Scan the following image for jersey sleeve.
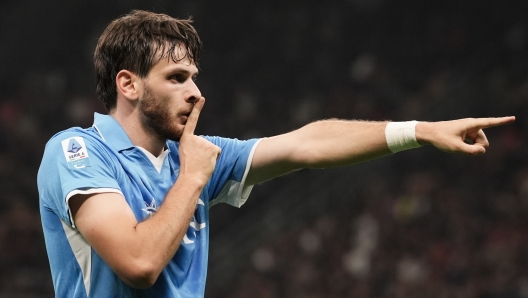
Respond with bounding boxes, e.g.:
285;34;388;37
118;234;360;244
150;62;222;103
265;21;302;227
37;131;122;227
204;136;261;208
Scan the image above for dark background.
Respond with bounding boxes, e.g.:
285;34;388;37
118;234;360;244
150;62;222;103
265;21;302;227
0;0;526;297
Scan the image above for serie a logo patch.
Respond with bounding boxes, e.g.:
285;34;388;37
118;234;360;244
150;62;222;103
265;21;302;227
61;137;92;169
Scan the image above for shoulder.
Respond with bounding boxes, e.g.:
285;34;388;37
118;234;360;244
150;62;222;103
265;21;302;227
203;136;261;168
46;127;98;148
166;137;260;164
45;126;110;153
200;136;260;148
166;136;260;147
41;126;114;169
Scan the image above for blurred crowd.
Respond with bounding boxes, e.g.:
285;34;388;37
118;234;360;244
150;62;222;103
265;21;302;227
0;0;526;297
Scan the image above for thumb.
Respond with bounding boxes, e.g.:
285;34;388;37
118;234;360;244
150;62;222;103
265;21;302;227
458;142;486;156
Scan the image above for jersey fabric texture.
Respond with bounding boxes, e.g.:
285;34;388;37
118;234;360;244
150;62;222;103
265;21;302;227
37;113;260;298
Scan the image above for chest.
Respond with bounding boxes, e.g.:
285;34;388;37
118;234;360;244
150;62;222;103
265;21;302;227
114;148;210;222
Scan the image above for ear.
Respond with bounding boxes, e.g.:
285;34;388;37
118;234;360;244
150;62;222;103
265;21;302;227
116;70;141;100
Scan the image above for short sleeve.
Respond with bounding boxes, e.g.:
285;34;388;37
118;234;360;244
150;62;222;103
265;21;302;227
37;131;122;226
204;137;260;208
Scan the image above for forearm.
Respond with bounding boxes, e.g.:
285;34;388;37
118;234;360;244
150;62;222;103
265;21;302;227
294;119;392;168
130;175;204;281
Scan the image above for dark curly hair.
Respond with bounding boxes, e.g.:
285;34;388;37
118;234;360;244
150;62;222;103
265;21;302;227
94;10;202;111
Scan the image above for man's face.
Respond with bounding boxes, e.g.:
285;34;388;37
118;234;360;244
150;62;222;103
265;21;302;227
138;46;201;141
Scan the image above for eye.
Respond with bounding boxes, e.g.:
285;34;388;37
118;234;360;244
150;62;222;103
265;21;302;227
169;74;187;83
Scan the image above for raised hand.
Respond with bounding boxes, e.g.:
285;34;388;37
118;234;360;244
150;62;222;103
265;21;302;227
178;97;222;185
416;116;516;155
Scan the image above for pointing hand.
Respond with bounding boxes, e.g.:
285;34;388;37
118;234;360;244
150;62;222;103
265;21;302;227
416;116;516;155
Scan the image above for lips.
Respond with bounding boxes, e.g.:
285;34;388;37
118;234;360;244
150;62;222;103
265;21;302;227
180;112;190;123
179;108;192;124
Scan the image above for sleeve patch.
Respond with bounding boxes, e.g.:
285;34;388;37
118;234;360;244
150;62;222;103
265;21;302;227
61;137;92;169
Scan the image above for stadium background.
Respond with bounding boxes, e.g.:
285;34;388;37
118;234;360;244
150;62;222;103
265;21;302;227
0;0;527;297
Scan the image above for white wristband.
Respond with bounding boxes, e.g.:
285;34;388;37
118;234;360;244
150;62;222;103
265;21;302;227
385;121;422;153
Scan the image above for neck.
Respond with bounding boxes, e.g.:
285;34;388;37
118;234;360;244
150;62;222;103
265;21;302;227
109;107;165;157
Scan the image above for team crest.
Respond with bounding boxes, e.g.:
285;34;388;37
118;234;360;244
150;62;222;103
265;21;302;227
61;137;91;169
142;198;159;217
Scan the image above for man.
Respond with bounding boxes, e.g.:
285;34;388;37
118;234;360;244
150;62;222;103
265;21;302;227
37;10;514;298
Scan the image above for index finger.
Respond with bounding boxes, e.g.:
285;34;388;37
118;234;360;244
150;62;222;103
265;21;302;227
182;97;205;136
470;116;516;129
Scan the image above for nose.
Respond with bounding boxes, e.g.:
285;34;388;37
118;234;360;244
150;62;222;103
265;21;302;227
186;80;202;104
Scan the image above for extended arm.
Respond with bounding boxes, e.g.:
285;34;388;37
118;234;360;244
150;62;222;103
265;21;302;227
69;98;220;288
246;116;516;185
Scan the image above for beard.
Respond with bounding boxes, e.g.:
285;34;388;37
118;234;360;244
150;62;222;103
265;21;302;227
138;85;183;141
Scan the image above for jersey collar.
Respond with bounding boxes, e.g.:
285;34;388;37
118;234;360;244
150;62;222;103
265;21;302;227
92;113;135;152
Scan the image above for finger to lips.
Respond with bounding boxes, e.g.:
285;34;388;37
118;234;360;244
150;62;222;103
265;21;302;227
183;97;205;136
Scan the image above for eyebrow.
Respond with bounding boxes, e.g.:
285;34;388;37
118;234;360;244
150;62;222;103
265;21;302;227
167;67;199;77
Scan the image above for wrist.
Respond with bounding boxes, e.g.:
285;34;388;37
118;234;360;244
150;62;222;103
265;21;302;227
175;173;210;190
385;121;423;153
414;121;432;146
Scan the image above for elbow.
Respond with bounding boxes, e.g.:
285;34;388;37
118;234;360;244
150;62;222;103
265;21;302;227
119;260;161;289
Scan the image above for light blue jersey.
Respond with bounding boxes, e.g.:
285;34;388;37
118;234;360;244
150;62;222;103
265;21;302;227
37;113;260;297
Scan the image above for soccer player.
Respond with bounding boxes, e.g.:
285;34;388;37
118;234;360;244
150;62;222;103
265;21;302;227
37;10;514;298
